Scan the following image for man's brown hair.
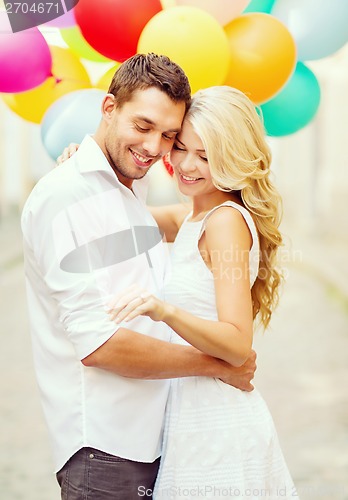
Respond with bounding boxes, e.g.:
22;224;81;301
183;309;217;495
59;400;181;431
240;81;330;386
108;53;191;111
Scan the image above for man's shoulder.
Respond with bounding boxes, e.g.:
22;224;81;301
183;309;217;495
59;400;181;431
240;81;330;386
22;159;83;219
37;157;80;190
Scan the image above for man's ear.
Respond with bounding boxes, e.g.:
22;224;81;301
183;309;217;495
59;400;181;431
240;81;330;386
101;94;116;121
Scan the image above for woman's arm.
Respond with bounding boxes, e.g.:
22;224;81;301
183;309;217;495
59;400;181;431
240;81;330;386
164;207;254;366
109;207;254;367
148;203;191;242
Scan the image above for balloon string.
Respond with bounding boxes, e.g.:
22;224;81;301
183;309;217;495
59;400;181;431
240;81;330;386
49;71;62;84
50;75;92;86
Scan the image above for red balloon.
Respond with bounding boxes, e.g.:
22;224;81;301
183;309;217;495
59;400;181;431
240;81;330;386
74;0;163;62
163;153;174;176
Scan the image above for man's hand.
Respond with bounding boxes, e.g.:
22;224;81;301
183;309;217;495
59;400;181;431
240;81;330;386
218;349;257;392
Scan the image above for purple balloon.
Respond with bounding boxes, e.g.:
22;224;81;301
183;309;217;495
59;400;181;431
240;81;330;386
44;9;76;28
0;12;52;93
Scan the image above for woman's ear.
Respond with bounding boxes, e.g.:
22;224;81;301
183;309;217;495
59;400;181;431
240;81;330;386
101;94;116;121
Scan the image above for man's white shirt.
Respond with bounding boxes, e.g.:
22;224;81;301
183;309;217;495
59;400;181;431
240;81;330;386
21;136;172;472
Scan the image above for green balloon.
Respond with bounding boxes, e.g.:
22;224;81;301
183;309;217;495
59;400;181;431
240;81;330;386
243;0;276;14
60;26;111;63
260;62;321;137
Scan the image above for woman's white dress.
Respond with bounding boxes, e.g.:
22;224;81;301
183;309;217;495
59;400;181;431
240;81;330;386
154;201;297;500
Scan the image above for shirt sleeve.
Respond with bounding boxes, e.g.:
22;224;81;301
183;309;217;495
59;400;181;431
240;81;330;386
21;174;122;360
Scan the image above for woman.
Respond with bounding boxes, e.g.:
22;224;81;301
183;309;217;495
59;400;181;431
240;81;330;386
61;86;297;499
107;86;297;499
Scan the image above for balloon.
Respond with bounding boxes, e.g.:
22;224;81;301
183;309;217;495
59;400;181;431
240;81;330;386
163;153;174;176
74;0;163;62
0;12;52;93
243;0;276;14
174;0;251;26
159;0;177;7
44;8;76;28
2;46;91;123
96;65;122;91
224;13;296;104
260;62;321;136
41;89;105;161
61;25;111;62
272;0;348;61
138;6;231;93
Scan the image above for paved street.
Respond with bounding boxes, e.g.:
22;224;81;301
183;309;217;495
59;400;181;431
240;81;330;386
1;212;348;500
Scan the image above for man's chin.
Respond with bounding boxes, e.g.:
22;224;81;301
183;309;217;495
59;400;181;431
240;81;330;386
134;170;149;180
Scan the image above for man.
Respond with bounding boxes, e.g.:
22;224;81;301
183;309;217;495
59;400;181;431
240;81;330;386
22;53;256;499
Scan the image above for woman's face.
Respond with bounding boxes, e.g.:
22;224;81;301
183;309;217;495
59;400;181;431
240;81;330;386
170;119;217;198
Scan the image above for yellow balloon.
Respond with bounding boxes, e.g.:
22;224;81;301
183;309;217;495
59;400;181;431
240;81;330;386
1;46;92;123
95;64;122;91
160;0;176;7
60;26;111;63
224;13;296;104
137;6;231;93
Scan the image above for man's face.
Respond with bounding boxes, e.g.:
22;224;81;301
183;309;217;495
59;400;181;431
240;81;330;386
103;87;186;188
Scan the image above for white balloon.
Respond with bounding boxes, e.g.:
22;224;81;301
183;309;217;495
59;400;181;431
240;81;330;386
272;0;348;60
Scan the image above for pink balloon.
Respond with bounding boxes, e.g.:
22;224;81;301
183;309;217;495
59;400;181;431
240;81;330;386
175;0;251;25
0;12;52;93
44;9;76;28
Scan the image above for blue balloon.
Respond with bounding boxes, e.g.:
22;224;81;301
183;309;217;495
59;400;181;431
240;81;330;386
41;88;105;160
272;0;348;61
260;62;321;136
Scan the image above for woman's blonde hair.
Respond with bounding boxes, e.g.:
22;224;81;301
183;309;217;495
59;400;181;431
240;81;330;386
187;86;283;329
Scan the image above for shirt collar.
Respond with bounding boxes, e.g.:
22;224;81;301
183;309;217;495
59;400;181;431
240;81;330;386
75;135;150;203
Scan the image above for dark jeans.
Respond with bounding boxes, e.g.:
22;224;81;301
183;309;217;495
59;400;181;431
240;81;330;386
56;447;160;499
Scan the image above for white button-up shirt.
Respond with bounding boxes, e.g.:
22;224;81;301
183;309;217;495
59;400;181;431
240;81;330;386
21;136;172;472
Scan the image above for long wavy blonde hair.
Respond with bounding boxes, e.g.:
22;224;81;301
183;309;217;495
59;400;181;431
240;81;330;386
186;86;283;329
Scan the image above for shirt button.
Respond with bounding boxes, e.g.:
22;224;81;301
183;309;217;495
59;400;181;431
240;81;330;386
89;453;94;459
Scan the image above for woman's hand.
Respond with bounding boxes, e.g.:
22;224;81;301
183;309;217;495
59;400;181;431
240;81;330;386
56;143;80;165
107;284;169;324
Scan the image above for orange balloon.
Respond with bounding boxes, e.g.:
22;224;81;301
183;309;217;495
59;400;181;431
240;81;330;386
224;13;296;104
2;46;91;123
